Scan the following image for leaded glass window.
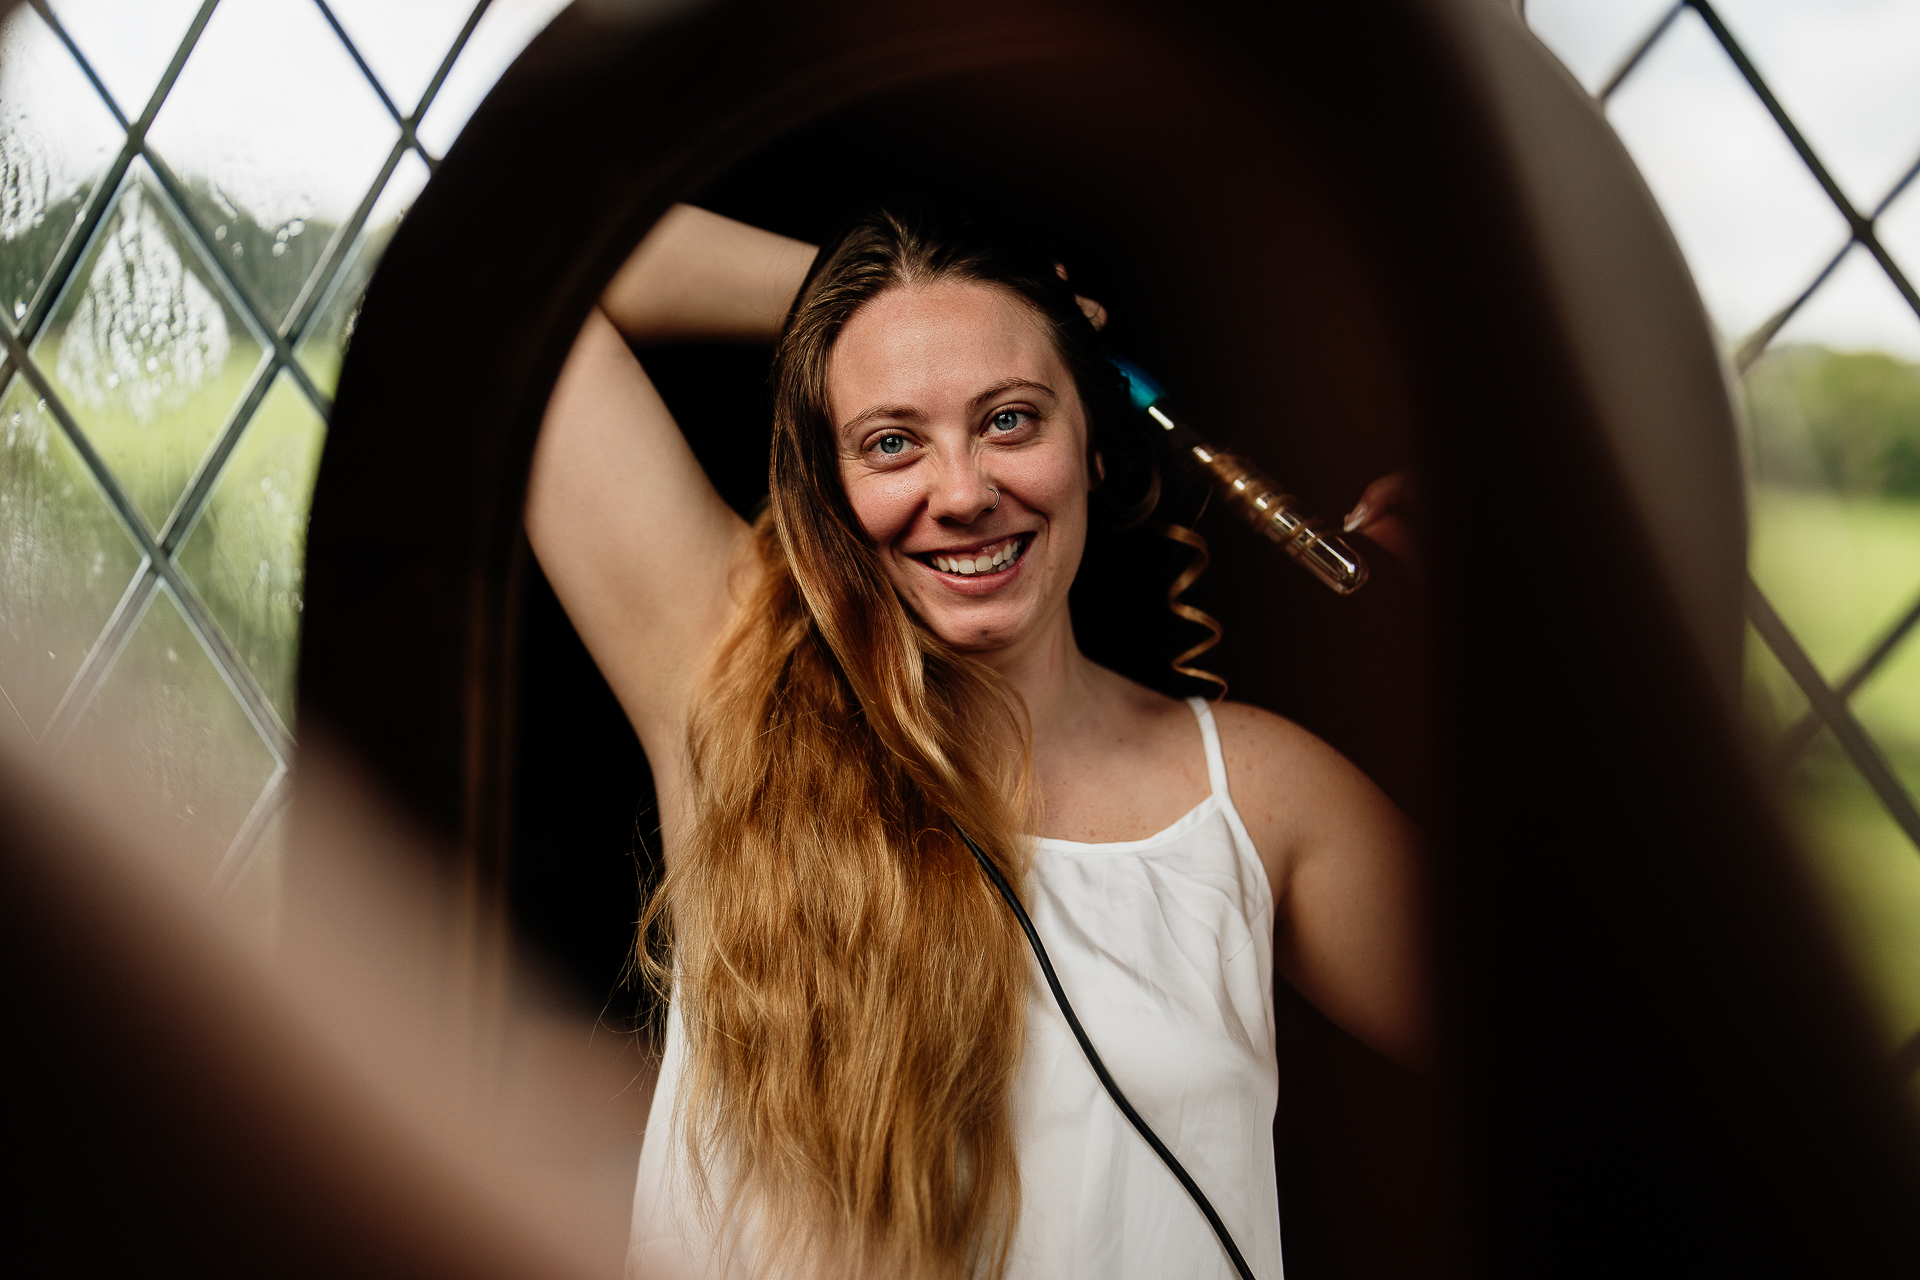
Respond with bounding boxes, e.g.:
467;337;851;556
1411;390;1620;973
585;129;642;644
0;0;569;925
1530;0;1920;1080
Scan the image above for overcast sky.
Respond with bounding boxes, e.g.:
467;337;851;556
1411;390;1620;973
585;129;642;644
3;0;1915;358
1;0;571;232
1529;0;1920;358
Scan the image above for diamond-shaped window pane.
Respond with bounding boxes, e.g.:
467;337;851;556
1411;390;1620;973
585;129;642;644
0;8;126;324
1606;5;1852;345
1712;0;1920;216
415;0;572;157
320;0;483;121
175;370;326;727
1747;485;1873;683
1853;609;1920;813
1523;0;1678;97
293;147;428;396
0;370;145;739
63;579;279;884
1786;730;1920;1051
145;0;401;333
41;0;206;124
1745;344;1920;684
1771;242;1920;361
29;157;267;530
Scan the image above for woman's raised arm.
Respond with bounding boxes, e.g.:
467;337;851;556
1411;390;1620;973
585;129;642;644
525;206;815;781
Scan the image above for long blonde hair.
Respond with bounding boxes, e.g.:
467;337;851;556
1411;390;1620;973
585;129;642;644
639;209;1156;1278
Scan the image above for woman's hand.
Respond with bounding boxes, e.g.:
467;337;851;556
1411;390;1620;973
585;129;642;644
1343;468;1420;578
1052;262;1108;332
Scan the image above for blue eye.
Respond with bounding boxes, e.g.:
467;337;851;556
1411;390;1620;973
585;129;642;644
990;410;1027;433
877;434;906;455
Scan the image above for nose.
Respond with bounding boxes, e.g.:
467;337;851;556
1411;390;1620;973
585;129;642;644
925;451;997;523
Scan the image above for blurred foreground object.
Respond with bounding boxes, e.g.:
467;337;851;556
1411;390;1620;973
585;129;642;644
0;724;639;1279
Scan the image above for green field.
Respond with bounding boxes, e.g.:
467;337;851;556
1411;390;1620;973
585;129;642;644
1748;486;1920;1056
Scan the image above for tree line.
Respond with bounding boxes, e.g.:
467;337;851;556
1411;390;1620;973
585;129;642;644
1747;343;1920;499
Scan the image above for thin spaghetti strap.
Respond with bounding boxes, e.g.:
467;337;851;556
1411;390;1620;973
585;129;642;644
1187;696;1230;799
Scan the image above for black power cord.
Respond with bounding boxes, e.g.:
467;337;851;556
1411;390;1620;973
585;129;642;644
954;823;1259;1280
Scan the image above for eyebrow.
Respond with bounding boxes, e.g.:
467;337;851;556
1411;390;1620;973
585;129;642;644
837;378;1058;435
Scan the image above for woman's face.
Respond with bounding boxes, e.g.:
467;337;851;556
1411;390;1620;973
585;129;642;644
827;279;1093;656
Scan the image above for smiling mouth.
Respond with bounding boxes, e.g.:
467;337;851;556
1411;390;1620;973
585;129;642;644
917;534;1030;577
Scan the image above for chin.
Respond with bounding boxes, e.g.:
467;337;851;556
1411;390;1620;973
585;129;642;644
915;602;1038;654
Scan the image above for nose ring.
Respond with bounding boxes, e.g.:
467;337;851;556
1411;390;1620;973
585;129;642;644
986;486;999;512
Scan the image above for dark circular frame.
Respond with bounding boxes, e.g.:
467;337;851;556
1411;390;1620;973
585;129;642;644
299;0;1920;1274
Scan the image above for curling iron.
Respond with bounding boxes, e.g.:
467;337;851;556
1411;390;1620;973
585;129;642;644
1110;356;1369;596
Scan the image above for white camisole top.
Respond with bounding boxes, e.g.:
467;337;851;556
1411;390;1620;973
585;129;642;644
627;696;1285;1279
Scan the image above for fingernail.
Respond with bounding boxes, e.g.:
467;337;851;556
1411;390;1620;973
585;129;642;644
1343;503;1367;532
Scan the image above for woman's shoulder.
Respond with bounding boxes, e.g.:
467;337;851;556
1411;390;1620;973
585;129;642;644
1208;698;1340;778
1206;700;1390;868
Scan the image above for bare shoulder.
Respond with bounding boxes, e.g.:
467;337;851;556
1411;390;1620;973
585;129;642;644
1207;699;1408;896
1208;699;1358;801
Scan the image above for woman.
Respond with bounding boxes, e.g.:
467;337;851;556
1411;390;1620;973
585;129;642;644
528;204;1425;1280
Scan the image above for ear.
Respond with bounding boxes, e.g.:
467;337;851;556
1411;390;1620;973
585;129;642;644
1090;449;1107;490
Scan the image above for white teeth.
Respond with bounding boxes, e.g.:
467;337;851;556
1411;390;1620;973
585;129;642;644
930;537;1021;575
